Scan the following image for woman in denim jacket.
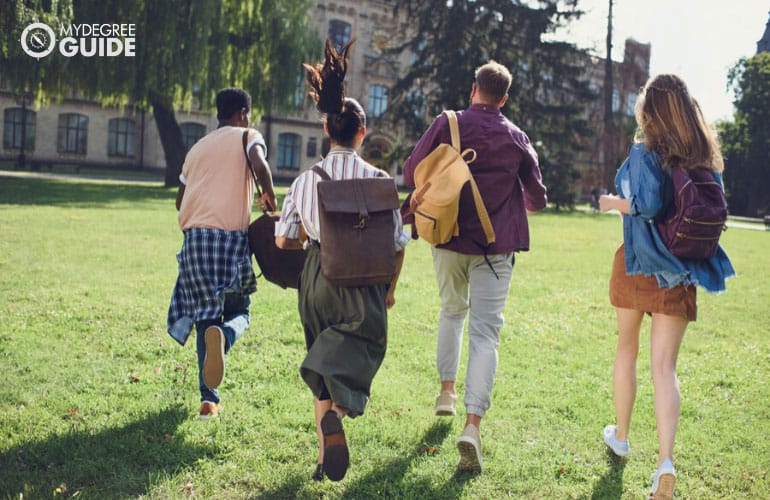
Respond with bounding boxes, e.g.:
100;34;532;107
599;74;735;500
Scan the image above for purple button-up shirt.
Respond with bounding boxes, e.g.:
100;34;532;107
403;103;547;254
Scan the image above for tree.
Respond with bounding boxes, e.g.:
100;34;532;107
387;0;593;209
720;53;770;217
1;0;317;186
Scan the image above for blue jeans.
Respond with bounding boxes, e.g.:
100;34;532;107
195;292;250;403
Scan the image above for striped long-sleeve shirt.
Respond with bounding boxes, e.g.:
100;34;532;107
275;147;410;252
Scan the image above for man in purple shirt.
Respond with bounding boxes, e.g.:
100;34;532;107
402;60;547;473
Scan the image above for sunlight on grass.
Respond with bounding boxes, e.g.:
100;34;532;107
0;176;767;499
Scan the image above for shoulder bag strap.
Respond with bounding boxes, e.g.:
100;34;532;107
311;164;332;181
243;129;269;216
442;111;496;245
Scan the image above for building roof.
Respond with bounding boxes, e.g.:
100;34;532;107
758;11;770;54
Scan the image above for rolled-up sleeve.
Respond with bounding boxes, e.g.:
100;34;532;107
627;146;666;221
275;183;303;240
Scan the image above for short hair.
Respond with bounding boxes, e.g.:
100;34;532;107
216;88;251;121
474;61;512;103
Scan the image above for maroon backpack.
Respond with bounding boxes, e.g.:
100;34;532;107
655;166;727;260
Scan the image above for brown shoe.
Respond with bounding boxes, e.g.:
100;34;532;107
198;401;220;420
321;410;349;481
202;326;225;388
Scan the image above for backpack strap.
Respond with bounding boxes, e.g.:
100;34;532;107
311;164;332;181
442;110;496;245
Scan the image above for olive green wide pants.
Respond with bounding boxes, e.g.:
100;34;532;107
298;246;388;417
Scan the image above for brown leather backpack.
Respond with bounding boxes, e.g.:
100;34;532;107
312;166;400;287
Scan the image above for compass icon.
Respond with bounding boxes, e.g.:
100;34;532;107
20;23;56;59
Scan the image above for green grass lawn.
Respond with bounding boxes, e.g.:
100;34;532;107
0;176;767;499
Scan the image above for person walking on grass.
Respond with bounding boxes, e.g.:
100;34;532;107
167;87;276;420
599;74;735;499
274;40;409;482
401;61;547;473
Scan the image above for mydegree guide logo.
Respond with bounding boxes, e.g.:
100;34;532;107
20;22;136;59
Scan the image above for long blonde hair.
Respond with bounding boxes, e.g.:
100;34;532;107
634;74;724;172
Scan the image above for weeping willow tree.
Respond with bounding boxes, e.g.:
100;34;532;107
387;0;594;209
0;0;318;186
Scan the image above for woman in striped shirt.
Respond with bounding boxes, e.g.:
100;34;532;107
275;40;409;482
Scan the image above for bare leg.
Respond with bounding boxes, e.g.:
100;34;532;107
650;313;688;466
613;307;644;440
313;397;332;464
441;380;456;396
465;413;481;429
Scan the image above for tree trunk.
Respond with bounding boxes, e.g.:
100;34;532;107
150;94;187;188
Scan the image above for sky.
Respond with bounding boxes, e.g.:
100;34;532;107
551;0;770;123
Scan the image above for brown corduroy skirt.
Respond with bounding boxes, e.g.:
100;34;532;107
609;245;697;321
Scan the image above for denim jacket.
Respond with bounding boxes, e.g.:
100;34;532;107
615;143;735;293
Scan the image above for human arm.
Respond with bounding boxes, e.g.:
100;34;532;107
402;113;448;187
248;140;277;211
386;249;405;309
516;134;548;211
274;179;305;250
599;194;631;214
175;184;185;211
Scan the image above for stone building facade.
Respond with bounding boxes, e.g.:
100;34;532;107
2;0;649;201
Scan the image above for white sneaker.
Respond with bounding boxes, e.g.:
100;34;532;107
649;459;676;500
457;424;482;473
434;391;457;416
603;424;630;457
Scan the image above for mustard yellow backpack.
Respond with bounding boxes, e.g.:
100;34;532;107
408;110;495;246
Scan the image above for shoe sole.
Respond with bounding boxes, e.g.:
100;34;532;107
203;327;225;389
457;438;482;473
651;473;675;500
434;404;456;416
321;412;349;481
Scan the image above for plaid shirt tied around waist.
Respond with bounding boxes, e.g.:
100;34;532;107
167;228;257;345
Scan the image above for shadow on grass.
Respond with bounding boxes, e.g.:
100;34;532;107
0;176;174;207
0;405;215;498
590;450;628;499
255;420;474;499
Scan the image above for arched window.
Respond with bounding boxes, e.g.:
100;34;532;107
108;118;136;157
368;85;388;118
180;122;206;151
57;113;88;154
328;20;351;49
3;108;36;150
277;133;301;169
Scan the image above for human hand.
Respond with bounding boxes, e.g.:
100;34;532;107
257;193;275;212
386;290;396;309
599;194;618;212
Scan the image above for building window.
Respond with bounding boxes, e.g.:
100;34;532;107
306;137;317;158
368;85;388;118
180;122;206;151
107;118;136;157
277;133;301;169
612;89;621;113
626;93;638;116
293;73;306;109
406;91;426;118
328;20;351;49
57;113;88;154
3;108;36;150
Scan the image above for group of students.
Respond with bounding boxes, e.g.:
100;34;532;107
167;41;734;499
